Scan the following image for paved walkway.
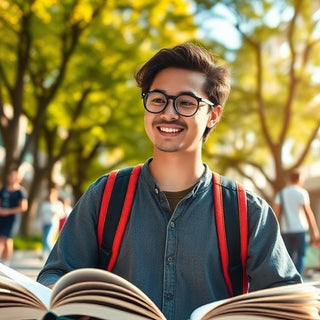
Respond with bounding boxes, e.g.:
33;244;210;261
10;249;45;280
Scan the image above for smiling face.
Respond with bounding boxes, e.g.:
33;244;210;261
144;67;219;155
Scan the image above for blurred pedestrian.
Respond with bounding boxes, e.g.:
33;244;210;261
39;187;64;260
274;169;320;275
0;168;28;266
58;196;72;232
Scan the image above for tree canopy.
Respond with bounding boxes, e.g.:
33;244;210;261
0;0;197;234
195;0;320;201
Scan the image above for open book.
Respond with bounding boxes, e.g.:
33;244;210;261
0;263;320;320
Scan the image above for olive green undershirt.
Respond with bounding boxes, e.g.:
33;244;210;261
164;185;194;213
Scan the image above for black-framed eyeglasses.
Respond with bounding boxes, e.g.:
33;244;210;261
141;90;217;117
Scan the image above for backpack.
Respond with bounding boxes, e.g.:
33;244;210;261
97;164;248;297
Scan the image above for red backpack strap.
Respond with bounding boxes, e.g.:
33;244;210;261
97;170;118;247
237;183;249;293
213;172;248;296
97;164;142;270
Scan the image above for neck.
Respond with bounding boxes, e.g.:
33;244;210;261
150;150;204;191
7;183;19;191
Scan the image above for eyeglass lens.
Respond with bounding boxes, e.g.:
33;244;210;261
144;91;199;116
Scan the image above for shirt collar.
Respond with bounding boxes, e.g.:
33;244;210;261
140;158;212;195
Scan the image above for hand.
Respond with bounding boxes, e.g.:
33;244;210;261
0;208;9;216
310;236;320;247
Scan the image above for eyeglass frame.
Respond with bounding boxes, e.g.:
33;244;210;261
141;90;217;117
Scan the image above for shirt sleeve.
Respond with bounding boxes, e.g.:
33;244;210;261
301;188;310;205
37;175;107;286
246;192;302;291
274;192;280;204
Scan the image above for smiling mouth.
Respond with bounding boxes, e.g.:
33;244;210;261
158;127;183;133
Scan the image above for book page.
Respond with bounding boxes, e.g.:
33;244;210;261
0;306;46;320
0;276;47;308
51;268;166;320
53;293;161;319
52;280;151;307
52;302;155;320
190;282;320;320
0;263;51;308
52;282;158;313
191;315;274;320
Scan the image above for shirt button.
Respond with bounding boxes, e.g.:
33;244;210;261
167;256;174;263
154;187;159;194
165;293;173;300
170;221;175;228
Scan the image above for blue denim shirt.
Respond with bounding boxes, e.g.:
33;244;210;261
37;159;301;320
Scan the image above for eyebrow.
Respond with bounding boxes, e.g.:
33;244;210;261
150;89;198;96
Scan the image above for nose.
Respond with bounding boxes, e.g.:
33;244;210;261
161;98;179;119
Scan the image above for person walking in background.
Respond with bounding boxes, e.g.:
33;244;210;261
39;186;64;260
58;196;72;232
0;168;28;266
274;169;320;275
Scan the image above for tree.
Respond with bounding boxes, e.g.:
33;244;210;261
0;0;197;235
195;0;320;202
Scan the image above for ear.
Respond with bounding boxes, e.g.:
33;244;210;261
207;105;222;128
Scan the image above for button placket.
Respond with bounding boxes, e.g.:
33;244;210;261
162;219;177;319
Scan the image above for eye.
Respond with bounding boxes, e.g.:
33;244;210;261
152;97;166;104
149;93;166;105
177;95;198;108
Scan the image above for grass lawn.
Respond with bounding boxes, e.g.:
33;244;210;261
14;235;42;250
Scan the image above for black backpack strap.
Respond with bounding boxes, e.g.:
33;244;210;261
213;172;248;296
97;165;142;270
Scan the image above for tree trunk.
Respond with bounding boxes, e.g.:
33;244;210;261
20;168;50;236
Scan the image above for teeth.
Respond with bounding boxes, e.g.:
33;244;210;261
159;127;181;133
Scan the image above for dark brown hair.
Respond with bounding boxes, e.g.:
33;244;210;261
290;169;301;183
135;43;230;140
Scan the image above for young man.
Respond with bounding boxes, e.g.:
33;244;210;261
273;169;320;275
37;43;301;320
